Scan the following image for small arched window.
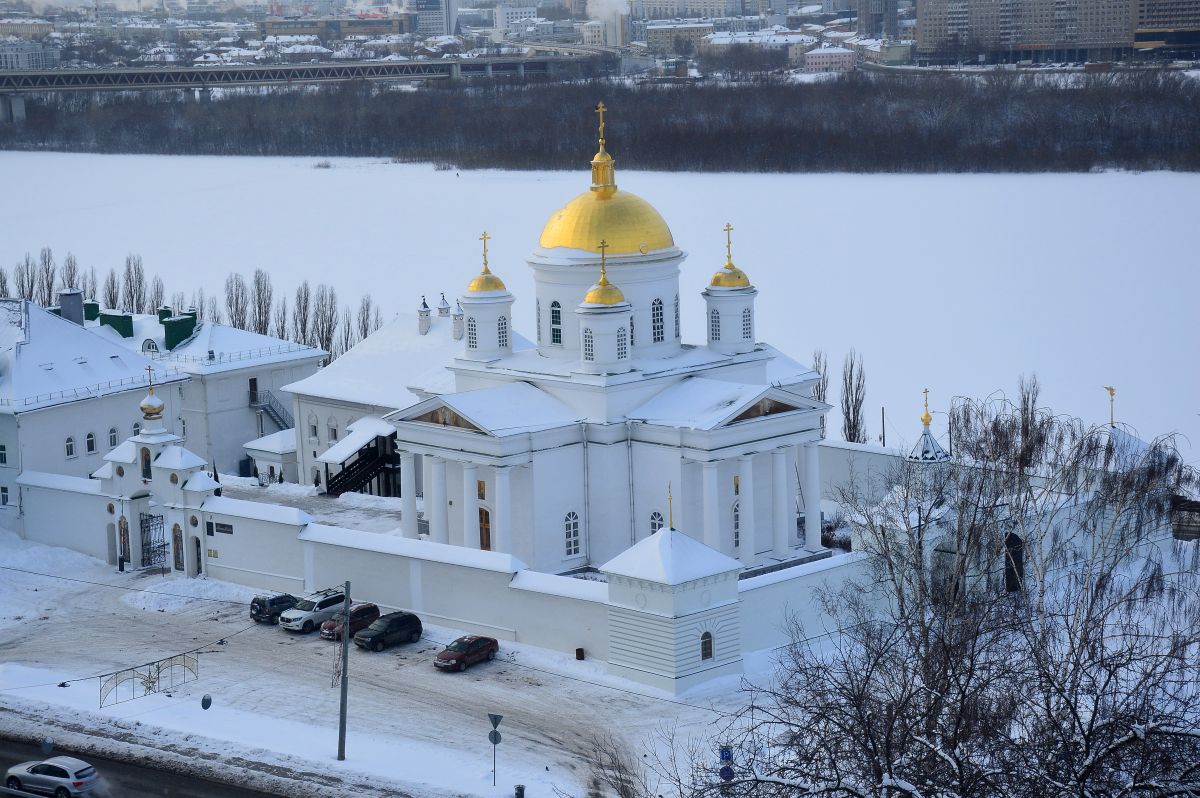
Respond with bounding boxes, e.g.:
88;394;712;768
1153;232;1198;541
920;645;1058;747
180;417;187;439
141;339;159;354
651;298;664;343
109;427;118;447
564;511;580;556
140;446;152;480
674;294;680;340
700;631;714;660
536;299;542;344
550;301;562;345
65;437;76;458
709;308;721;342
86;432;96;454
732;501;740;548
498;316;509;349
132;422;141;437
742;307;752;340
466;317;478;349
616;327;627;360
650;511;664;533
582;328;594;361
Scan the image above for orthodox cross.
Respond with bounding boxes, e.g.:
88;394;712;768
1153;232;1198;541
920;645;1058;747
598;239;609;280
595;101;607;143
667;481;673;529
145;365;155;390
724;222;734;264
923;387;929;415
480;231;490;271
1104;386;1115;427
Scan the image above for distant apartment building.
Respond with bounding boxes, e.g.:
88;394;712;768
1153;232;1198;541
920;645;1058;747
580;19;607;44
0;36;59;68
632;0;739;19
645;20;713;53
1135;0;1200;54
494;5;537;31
408;0;459;35
700;29;817;64
803;43;854;70
259;16;415;40
0;18;52;39
916;0;1136;63
856;0;896;39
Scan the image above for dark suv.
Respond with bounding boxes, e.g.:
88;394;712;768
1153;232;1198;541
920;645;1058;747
321;602;381;641
354;611;422;652
249;593;298;624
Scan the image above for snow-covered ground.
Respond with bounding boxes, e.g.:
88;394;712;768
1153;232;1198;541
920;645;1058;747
0;153;1195;466
0;529;758;796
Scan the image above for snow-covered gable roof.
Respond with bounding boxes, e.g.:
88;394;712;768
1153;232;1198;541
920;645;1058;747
244;428;296;455
392;382;580;437
601;528;742;585
0;300;185;415
17;471;104;495
317;416;394;464
202;495;313;526
628;377;812;430
104;441;137;464
154;444;207;470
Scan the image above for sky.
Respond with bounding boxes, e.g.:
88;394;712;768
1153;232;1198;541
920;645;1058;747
1;152;1195;465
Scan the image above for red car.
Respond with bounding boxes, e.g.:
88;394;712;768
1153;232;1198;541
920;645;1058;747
320;602;380;641
434;635;499;671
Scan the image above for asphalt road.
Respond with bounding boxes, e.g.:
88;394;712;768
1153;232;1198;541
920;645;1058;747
0;737;286;798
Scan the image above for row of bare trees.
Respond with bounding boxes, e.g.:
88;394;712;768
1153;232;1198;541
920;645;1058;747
810;347;867;445
3;248;384;360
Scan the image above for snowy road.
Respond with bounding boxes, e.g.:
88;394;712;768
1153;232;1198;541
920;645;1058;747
0;531;738;797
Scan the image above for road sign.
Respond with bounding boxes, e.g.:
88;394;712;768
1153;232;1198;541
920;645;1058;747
719;745;732;762
489;713;503;729
489;730;502;745
719;765;735;783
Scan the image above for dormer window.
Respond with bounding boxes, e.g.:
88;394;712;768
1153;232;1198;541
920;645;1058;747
141;339;159;354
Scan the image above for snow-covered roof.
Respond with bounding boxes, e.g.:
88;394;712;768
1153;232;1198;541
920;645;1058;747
91;462;113;479
509;570;607;602
908;424;950;462
154;444;207;470
394;382;580;437
601;528;742;585
299;523;527;573
808;45;852;54
317;416;394;464
104;441;137;464
16;471;104;495
628;377;772;430
183;471;222;493
202;495;313;526
245;429;296;455
0;300;185;415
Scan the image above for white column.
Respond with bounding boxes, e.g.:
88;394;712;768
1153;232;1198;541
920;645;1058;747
772;447;789;557
739;454;757;564
400;451;417;539
495;466;512;554
462;462;479;549
804;443;823;552
702;461;721;552
430;457;448;544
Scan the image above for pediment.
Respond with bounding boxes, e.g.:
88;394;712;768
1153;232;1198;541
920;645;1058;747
409;405;485;434
726;396;803;426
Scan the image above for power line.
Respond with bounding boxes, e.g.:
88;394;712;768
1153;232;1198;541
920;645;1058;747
0;563;250;606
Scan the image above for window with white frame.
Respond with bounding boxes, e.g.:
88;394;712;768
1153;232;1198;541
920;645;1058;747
498;316;509;349
132;423;141;436
0;486;7;506
0;444;8;465
86;433;96;454
564;511;580;556
65;437;76;458
700;631;714;660
467;317;477;349
732;501;740;548
582;328;594;361
710;308;721;341
650;511;664;533
108;428;118;448
651;298;664;343
742;307;752;340
616;327;627;360
550;301;562;345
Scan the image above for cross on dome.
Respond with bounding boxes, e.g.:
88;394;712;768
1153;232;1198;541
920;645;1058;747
710;221;751;288
140;365;165;421
466;230;507;293
595;101;607;146
921;387;932;427
583;238;626;305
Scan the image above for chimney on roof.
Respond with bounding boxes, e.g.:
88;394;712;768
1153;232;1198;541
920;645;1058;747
58;288;84;326
157;305;173;322
452;301;464;340
437;292;451;317
418;295;431;336
83;299;100;322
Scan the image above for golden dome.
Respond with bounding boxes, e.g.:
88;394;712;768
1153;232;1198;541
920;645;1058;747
466;231;507;293
583;249;626;305
538;103;674;256
709;222;751;288
921;388;933;427
140;386;164;421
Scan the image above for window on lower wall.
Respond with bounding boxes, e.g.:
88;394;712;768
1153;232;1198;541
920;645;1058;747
0;444;7;465
700;631;714;660
215;522;233;535
1;487;8;506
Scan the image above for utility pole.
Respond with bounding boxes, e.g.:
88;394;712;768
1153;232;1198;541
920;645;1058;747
337;580;351;761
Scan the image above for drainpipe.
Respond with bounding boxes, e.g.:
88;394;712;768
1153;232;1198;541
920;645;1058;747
581;423;591;563
625;420;636;546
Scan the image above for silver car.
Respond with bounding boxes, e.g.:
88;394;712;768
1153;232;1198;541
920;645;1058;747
5;756;99;796
278;587;347;633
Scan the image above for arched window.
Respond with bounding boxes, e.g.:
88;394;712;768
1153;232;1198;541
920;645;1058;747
1005;533;1025;592
466;317;477;349
86;432;96;454
498;316;509;349
651;298;664;343
700;631;714;660
536;299;542;344
582;328;594;361
650;511;664;533
742;307;752;340
674;294;680;340
65;437;76;458
132;422;141;437
141;339;159;354
616;327;627;360
564;511;580;556
140;447;152;480
328;418;338;442
709;308;721;342
732;501;740;548
180;417;187;439
550;301;562;345
109;427;118;448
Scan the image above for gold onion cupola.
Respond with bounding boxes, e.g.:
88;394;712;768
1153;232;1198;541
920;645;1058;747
583;240;626;305
466;231;507;293
710;223;751;288
538;103;675;256
140;366;165;421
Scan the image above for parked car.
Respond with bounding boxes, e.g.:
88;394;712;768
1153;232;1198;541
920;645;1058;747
434;635;499;671
249;593;298;624
354;611;423;652
278;587;348;633
5;756;99;796
320;602;380;641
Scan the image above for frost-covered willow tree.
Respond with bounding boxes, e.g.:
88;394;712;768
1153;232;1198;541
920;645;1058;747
631;378;1200;798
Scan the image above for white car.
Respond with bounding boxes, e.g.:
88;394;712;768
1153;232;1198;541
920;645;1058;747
278;587;348;633
6;756;99;796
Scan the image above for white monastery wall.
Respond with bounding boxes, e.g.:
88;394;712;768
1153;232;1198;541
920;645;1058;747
19;478;109;561
819;440;901;504
582;439;634;565
200;508;307;594
529;443;588;573
737;552;869;651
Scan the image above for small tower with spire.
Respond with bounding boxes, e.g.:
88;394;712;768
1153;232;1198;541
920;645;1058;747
417;295;431;336
459;231;515;361
703;223;757;356
575;239;634;375
908;388;951;463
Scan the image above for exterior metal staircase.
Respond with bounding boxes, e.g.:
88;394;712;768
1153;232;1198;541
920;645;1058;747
326;448;390;497
249;389;294;431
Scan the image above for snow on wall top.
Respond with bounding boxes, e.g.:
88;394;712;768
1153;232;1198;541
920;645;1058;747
202;495;313;526
0;299;186;415
16;470;104;495
509;569;608;602
600;527;742;586
299;523;528;573
244;429;297;455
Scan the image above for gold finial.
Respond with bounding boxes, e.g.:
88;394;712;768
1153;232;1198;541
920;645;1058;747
598;239;609;283
595;101;607;147
583;238;626;305
1104;386;1115;427
667;481;673;529
590;102;616;191
710;222;750;288
467;231;507;292
921;387;932;427
480;230;491;273
723;222;734;266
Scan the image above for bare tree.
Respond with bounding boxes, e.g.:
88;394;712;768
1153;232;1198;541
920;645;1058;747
841;348;867;443
224;273;249;330
120;254;147;313
102;268;119;309
192;287;207;320
811;348;829;404
82;267;98;301
250;268;273;335
292;281;311;346
13;254;35;301
36;247;57;307
310;284;338;353
0;267;9;298
272;296;288;341
356;294;373;341
371;305;382;334
60;252;79;291
206;295;223;325
149;276;165;312
170;291;186;311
